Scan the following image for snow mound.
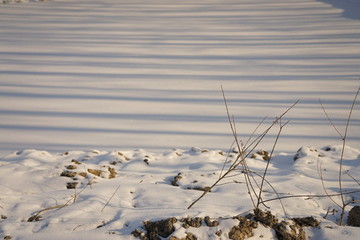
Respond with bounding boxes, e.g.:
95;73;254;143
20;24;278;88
0;146;359;239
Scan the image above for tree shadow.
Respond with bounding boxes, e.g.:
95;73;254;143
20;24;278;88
317;0;360;20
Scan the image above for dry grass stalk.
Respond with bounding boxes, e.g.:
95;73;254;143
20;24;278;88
101;183;121;212
319;86;360;225
187;86;299;210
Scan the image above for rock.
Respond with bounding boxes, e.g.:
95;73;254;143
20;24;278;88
348;206;360;227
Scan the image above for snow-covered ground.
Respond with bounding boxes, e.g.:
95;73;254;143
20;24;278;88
0;0;359;239
0;0;359;156
0;145;359;239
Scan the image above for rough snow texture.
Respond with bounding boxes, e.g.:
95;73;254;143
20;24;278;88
0;145;359;239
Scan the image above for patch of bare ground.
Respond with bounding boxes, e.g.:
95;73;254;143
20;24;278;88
132;209;320;240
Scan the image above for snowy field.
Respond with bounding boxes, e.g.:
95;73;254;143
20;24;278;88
0;0;359;155
0;0;359;239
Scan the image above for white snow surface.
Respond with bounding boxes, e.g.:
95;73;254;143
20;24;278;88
0;0;359;156
0;145;359;239
0;0;360;239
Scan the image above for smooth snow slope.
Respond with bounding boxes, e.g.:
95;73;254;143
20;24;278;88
0;0;359;156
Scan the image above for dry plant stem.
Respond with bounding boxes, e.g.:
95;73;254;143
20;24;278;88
242;100;300;155
338;86;359;225
256;119;289;209
317;160;341;208
29;181;90;221
101;183;121;212
319;99;343;138
243;116;268;149
219;141;235;179
319;86;359;225
221;86;257;208
250;171;287;217
187;178;223;209
30;204;69;221
227;92;261;209
188;88;299;209
346;170;360;186
241;160;257;208
260;190;360;205
188;88;249;209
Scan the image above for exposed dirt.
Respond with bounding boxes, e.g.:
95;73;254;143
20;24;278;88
229;216;258;240
71;159;81;165
254;208;315;240
132;216;222;240
108;167;117;179
186;186;211;192
181;217;202;229
348;206;360;227
171;173;182;186
87;169;103;177
273;221;306;240
60;171;77;178
204;216;219;227
133;210;320;240
169;233;197;240
254;208;278;227
66;182;78;189
251;150;270;161
142;217;177;239
66;165;77;170
292;216;320;227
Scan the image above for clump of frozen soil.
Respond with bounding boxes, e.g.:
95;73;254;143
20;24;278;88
348;206;360;227
253;208;320;240
133;210;320;240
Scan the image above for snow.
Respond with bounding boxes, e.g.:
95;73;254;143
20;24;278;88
0;146;359;239
0;0;359;239
0;0;359;156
